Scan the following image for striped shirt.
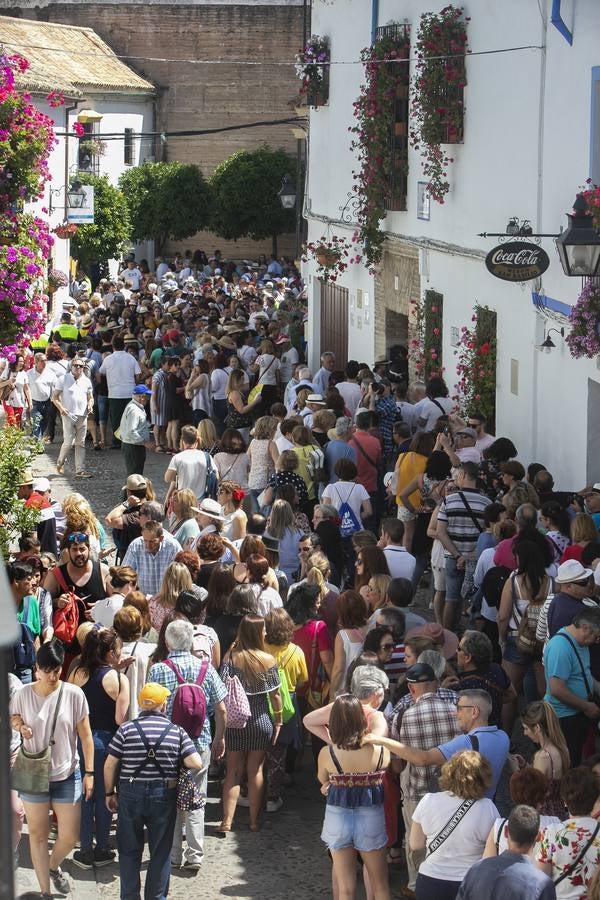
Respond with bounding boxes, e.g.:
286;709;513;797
437;489;491;556
107;712;195;781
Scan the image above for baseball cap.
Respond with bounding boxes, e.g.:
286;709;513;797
405;663;437;683
123;474;147;491
33;477;50;493
456;427;478;441
138;683;171;709
133;384;152;396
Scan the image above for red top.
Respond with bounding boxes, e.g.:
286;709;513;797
349;432;382;493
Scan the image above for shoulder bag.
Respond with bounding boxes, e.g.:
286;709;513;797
553;821;600;886
220;659;251;729
426;796;475;856
12;683;64;794
267;647;296;725
248;355;276;404
557;631;594;701
512;576;546;660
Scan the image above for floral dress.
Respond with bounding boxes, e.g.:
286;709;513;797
536;817;600;899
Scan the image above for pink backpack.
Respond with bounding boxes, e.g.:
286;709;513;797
164;658;208;739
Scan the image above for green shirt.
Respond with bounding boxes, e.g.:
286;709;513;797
18;594;41;637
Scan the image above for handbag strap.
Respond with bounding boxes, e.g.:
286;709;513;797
426;797;475;855
48;683;64;746
457;491;484;534
258;355;276;384
353;437;377;470
52;565;74;597
553;821;600;886
495;817;508;855
557;632;593;700
430;397;447;415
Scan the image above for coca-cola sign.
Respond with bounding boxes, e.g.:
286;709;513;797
485;240;550;282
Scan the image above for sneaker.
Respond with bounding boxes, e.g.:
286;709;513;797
236;795;250;807
71;850;94;870
93;848;116;867
49;867;70;895
266;797;283;813
181;861;202;872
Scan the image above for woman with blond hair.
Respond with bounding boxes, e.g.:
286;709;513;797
61;493;105;559
148;561;193;632
196;417;220;455
247;416;279;511
561;512;600;563
265;499;303;581
219;615;282;832
302;551;340;638
362;574;392;620
522;700;570;818
168;488;200;548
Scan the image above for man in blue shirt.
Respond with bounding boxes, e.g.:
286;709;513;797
365;688;509;799
324;417;357;483
457;805;556;900
543;607;600;765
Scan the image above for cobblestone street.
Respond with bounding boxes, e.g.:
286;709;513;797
14;439;408;900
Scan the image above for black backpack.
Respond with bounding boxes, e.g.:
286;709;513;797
481;565;511;608
13;597;36;674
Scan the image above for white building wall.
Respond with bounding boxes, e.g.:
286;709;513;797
305;0;600;489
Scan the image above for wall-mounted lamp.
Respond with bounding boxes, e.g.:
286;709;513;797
540;326;565;352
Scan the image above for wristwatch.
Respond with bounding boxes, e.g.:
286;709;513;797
105;789;116;797
84;770;95;776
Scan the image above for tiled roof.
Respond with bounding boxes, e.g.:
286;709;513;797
0;15;155;95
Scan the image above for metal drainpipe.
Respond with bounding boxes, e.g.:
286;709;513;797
371;0;379;44
551;0;573;45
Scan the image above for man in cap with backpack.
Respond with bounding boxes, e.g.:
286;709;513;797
147;619;227;871
104;682;207;900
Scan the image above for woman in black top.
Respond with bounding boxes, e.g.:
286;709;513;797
212;584;257;657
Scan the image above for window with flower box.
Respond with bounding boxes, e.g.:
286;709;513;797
376;24;410;212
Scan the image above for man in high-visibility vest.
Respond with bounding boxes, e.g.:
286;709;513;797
51;312;79;347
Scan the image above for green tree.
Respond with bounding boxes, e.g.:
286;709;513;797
0;426;41;560
70;174;131;269
119;161;210;251
209;146;296;255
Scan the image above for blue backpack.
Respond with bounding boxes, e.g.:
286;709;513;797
335;484;362;538
13;597;36;674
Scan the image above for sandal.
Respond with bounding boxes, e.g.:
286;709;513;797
387;847;405;865
215;823;231;835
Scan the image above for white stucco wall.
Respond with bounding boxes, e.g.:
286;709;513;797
305;0;600;489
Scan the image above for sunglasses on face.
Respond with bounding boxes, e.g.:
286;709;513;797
68;532;88;544
71;363;83;368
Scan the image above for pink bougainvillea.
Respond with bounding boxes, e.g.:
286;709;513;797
0;53;56;356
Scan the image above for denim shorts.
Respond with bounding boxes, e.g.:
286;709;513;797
321;804;387;852
444;556;465;602
502;632;536;666
97;395;109;424
20;768;82;805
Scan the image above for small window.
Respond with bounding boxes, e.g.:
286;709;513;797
124;128;134;166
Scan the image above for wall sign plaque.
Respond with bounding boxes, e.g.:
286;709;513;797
485;241;550;282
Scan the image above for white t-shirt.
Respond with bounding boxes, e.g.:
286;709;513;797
27;367;57;402
275;435;294;454
413;791;498;881
56;372;93;416
6;370;28;407
239;345;257;369
10;682;89;781
167;448;212;499
252;584;283;617
210;367;229;400
121;639;157;719
122;267;142;290
493;814;559;855
475;434;495;453
99;351;141;399
456;446;481;464
383;545;417;580
323;480;370;522
91;593;124;627
279;347;299;383
256;354;281;386
335;382;363;419
414;396;455;431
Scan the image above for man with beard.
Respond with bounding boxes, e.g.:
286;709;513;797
44;533;110;613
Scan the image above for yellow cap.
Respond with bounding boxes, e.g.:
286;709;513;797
138;683;170;709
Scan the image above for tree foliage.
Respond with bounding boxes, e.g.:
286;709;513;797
70;174;131;268
119;161;210;250
209;146;296;250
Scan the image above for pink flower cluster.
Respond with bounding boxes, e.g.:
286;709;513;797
453;312;496;418
565;280;600;359
303;233;353;283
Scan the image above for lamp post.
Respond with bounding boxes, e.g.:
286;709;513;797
66;179;85;209
555;195;600;277
278;173;300;260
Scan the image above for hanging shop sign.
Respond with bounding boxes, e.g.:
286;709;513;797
485;241;550;282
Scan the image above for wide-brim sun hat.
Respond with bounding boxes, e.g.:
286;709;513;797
191;498;225;522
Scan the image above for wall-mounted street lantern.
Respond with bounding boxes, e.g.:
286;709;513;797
540;326;565;352
278;173;297;210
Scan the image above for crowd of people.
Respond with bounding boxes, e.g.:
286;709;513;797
6;249;600;900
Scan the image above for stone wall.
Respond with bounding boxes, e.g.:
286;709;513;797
7;2;305;258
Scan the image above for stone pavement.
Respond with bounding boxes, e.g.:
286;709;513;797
13;436;409;899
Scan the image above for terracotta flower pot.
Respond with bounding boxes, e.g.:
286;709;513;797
316;249;339;267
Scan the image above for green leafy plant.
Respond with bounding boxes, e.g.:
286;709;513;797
295;35;330;106
0;425;42;559
349;29;411;269
79;138;107;158
303;234;352;283
453;305;497;425
408;290;444;378
70;173;131;268
119;161;211;252
410;5;468;204
209;146;296;256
